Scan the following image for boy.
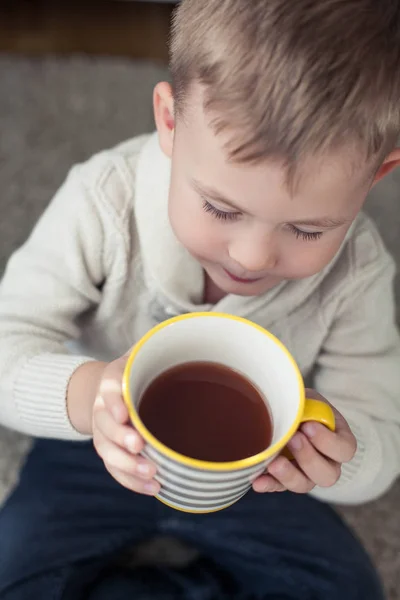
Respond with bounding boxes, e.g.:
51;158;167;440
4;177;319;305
0;0;400;598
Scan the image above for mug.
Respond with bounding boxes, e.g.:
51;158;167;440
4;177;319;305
122;312;335;514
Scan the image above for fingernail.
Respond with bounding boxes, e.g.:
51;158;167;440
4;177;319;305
288;433;303;451
144;482;159;495
94;395;105;409
261;480;282;493
136;463;151;476
125;434;138;453
254;481;269;493
100;379;122;395
302;423;317;438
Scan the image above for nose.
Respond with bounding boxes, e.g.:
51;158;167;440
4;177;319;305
228;232;277;273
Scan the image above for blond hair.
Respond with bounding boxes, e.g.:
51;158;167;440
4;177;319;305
170;0;400;167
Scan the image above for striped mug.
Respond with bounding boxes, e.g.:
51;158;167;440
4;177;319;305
122;312;335;514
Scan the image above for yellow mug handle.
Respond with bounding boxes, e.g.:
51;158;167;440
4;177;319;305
302;398;335;431
283;398;335;459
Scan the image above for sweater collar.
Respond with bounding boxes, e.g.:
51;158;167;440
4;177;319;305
134;133;205;310
134;133;355;318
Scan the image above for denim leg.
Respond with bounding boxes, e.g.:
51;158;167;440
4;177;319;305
87;558;238;600
0;439;158;600
0;441;384;600
0;439;243;600
159;490;384;600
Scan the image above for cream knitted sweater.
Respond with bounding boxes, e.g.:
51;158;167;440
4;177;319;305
0;134;399;505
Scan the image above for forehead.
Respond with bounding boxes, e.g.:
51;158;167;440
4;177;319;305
174;88;374;216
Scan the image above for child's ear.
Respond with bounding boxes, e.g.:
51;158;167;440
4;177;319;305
372;148;400;186
153;82;175;158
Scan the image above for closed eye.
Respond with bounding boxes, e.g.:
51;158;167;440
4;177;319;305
202;198;240;222
202;197;323;240
288;224;323;241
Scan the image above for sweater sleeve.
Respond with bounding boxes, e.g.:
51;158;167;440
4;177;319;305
310;252;400;505
0;165;110;440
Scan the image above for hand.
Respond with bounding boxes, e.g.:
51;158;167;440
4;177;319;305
252;389;357;494
92;354;160;496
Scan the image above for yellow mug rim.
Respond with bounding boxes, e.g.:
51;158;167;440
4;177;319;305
122;312;305;472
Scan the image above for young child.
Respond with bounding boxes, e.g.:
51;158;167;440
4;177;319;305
1;0;400;598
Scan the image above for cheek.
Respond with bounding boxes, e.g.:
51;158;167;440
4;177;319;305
168;188;225;258
281;235;345;278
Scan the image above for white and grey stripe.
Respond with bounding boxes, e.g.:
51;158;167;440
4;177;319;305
142;445;266;512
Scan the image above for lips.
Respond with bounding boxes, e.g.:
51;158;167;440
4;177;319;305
223;269;263;284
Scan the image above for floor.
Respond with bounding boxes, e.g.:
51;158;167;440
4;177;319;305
0;55;399;598
0;0;173;61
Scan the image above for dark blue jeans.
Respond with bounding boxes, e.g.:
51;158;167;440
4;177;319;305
0;439;384;600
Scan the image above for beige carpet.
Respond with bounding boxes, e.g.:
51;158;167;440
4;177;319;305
0;56;399;598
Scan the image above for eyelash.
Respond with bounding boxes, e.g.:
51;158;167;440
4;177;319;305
202;199;239;222
287;225;323;242
202;199;323;241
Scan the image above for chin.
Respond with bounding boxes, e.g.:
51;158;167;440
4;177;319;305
230;283;278;297
231;286;265;297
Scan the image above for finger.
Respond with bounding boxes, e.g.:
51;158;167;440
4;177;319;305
93;432;157;480
301;416;357;464
97;354;132;423
108;352;130;375
283;432;341;488
107;467;160;496
267;453;315;493
93;406;144;454
252;474;286;493
96;377;129;425
303;391;357;463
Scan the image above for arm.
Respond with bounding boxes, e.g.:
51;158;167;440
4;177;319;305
0;164;114;439
67;360;107;435
253;249;399;503
310;255;400;504
0;150;161;495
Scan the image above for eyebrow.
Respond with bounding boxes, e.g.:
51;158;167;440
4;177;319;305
191;179;246;212
191;179;350;229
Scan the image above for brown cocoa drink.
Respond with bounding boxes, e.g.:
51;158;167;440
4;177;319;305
138;361;272;462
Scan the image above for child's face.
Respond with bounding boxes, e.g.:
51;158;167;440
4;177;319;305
154;83;389;298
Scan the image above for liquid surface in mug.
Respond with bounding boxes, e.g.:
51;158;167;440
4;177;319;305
138;361;272;462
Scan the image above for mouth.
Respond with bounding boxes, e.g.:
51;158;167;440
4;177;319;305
223;269;263;284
